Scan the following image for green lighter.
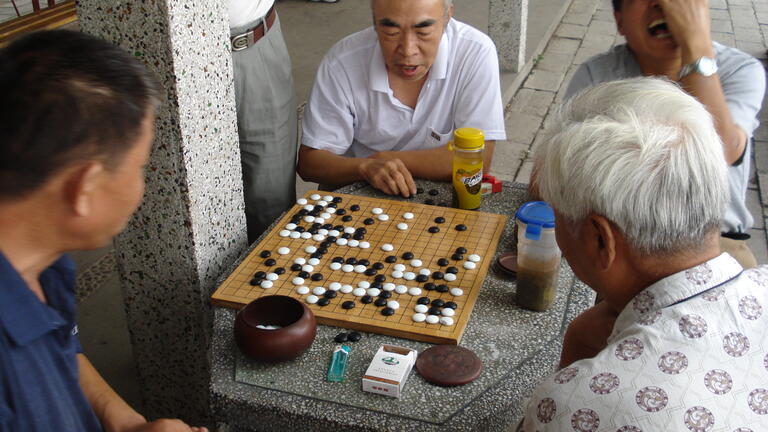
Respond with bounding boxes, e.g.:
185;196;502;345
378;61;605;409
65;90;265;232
327;345;350;382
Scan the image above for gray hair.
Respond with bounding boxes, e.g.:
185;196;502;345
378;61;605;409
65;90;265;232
533;77;729;256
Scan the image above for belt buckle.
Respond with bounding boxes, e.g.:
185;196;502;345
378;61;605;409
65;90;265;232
231;31;251;51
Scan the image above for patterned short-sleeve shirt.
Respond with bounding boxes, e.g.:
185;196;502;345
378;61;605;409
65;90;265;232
522;254;768;431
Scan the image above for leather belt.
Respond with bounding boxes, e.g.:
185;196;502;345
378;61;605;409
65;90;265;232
230;4;277;51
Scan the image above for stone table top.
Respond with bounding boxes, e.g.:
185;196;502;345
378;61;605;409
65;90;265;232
210;180;595;431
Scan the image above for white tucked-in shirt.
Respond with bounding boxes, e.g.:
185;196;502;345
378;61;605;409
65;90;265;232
228;0;274;29
301;18;507;158
523;254;768;431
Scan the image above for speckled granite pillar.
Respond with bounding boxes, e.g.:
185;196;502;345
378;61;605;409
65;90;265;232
489;0;528;72
75;0;248;424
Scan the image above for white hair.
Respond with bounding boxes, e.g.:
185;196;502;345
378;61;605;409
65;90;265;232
534;77;729;256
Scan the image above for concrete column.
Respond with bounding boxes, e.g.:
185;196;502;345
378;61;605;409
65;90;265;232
76;0;248;424
489;0;528;72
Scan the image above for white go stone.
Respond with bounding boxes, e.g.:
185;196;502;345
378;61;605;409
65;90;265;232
260;280;274;289
412;313;427;323
463;261;477;270
320;212;331;219
304;216;315;223
410;259;423;267
394;264;406;272
403;212;414;220
296;286;310;295
294;257;307;265
301;265;314;273
387;300;400;310
440;317;455;326
468;254;481;262
314;217;325;225
383;283;396;291
354;265;366;273
397;223;408;230
329;230;341;237
348;239;360;248
450;287;464;297
304;204;314;211
359;241;370;249
312;234;325;242
391;270;404;279
312;286;326;296
296;198;308;205
352;288;366;297
425;315;440;324
292;277;305;286
317;200;328;207
329;262;342;271
323;195;334;202
300;232;312;239
329;282;342;291
326;207;336;214
444;273;457;282
377;214;389;221
310;193;321;200
318;228;329;235
403;272;416;281
381;243;394;252
367;288;381;297
414;304;429;313
340;284;354;294
344;227;355;234
336;238;349;246
285;223;297;230
305;295;319;304
342;264;354;273
395;285;408;294
308;258;320;266
408;287;422;296
279;230;290;237
305;246;317;253
266;273;279;281
419;268;431;276
372;207;383;215
277;247;290;255
358;281;371;289
289;231;301;239
441;308;455;317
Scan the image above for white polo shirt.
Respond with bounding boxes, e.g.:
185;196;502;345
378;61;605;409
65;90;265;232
302;18;507;158
228;0;273;29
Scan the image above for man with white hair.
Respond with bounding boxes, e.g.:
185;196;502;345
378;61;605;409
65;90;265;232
297;0;506;196
522;78;768;431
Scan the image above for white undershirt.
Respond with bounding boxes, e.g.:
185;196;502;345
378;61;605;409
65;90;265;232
228;0;274;29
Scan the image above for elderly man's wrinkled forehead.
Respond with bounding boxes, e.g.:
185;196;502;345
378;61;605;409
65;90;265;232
371;0;453;22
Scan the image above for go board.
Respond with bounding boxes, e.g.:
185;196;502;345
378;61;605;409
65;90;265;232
212;190;507;344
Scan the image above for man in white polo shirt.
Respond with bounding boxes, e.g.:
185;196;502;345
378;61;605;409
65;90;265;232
297;0;507;197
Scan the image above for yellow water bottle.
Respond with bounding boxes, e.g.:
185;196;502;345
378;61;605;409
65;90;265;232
450;127;484;210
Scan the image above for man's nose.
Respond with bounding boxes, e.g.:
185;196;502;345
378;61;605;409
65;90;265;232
648;0;662;10
399;32;419;57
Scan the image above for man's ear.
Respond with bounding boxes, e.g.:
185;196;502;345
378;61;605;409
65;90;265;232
588;213;616;271
446;4;454;20
614;11;625;35
64;162;105;217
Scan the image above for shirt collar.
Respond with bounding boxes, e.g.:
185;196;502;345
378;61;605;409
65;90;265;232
611;253;742;335
0;251;72;346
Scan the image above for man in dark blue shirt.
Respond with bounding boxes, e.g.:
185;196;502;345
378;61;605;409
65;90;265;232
0;31;207;432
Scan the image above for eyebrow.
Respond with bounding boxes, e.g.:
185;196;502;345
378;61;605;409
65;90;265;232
378;18;437;28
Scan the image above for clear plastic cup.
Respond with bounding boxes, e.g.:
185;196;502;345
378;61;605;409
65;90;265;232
515;201;561;311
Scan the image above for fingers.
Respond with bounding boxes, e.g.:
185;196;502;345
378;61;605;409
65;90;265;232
361;159;415;197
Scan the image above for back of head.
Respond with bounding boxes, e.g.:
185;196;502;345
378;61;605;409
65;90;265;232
534;77;728;256
0;30;160;201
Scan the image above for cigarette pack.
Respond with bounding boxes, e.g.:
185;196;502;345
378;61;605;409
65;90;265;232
361;344;417;398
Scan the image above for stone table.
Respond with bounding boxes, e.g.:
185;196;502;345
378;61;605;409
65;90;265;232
211;181;595;431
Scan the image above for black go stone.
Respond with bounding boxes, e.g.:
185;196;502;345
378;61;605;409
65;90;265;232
416;187;424;194
274;267;286;275
298;209;309;216
295;226;306;233
249;278;260;286
298;271;310;279
342;301;356;310
317;297;331;307
308;228;318;234
428;189;439;196
326;236;338;243
370;282;383;289
259;250;271;258
385;255;397;263
309;209;321;217
341;233;352;239
446;266;459;274
424;283;436;291
428;307;442;316
425;199;435;205
374;274;386;283
438;202;449;207
350;204;360;211
452;253;464;261
437;258;449;266
417;297;431;305
290;263;302;271
311;273;324;281
358;259;370;266
381;307;395;316
353;233;365;240
332;256;344;263
361;295;373;304
322;223;333;230
336;209;347;215
444;301;458;309
432;271;444;280
456;247;468;254
428;226;440;234
327;203;337;208
374;298;388;307
342;215;353;222
378;291;392;299
434;216;445;224
436;284;449;293
323;290;337;299
347;331;362;342
373;262;384;270
334;332;348;343
290;217;302;224
455;224;468;231
310;252;323;259
318;247;328;254
254;271;267;279
402;252;414;260
333;197;343;203
356;227;367;234
264;258;276;266
363;218;375;225
431;299;446;307
321;241;333;248
334;225;344;231
416;274;429;283
345;257;357;265
364;268;378;276
312;222;322;229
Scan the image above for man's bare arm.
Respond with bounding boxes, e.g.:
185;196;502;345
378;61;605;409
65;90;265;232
371;141;496;181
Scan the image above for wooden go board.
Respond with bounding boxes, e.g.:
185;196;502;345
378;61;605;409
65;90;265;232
212;190;507;344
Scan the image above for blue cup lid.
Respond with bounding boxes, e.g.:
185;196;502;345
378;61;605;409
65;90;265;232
515;201;555;241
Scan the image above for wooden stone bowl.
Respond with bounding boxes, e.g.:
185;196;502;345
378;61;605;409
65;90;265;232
234;295;317;362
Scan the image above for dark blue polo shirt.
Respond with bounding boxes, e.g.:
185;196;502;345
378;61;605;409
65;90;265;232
0;251;102;431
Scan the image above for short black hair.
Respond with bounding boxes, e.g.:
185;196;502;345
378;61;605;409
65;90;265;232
0;30;160;200
612;0;621;11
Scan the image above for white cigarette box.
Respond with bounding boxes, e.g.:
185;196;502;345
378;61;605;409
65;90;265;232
361;344;418;398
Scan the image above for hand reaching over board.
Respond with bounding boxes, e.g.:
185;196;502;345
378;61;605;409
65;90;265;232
358;157;417;198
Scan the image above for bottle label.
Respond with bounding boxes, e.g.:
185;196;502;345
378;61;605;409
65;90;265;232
456;169;482;195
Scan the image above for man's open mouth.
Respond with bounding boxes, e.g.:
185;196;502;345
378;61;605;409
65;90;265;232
648;19;671;38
